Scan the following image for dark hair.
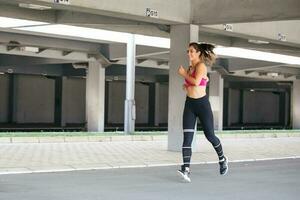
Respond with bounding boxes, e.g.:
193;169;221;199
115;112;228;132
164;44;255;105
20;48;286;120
189;42;216;66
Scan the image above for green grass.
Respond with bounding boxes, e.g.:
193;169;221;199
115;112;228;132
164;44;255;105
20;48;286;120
0;129;299;137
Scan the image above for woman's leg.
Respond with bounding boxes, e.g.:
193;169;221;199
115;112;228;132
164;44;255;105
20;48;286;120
196;96;228;175
196;96;224;161
181;100;197;169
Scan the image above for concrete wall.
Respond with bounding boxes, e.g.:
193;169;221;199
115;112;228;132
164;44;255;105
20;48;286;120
15;75;55;123
243;91;279;123
107;81;126;124
62;77;86;124
1;74;86;124
3;73;285;127
228;89;280;125
159;83;168;124
107;81;168;125
228;89;240;125
0;74;9;123
135;82;149;124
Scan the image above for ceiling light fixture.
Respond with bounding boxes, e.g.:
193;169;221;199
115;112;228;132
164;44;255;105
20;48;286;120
16;24;170;48
248;39;270;44
20;46;40;53
19;3;52;10
0;16;48;28
214;47;300;65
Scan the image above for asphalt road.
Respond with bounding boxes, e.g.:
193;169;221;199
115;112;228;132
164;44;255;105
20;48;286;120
0;159;299;200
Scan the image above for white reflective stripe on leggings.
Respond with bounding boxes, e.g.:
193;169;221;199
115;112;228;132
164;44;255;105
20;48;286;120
214;143;221;148
183;129;194;132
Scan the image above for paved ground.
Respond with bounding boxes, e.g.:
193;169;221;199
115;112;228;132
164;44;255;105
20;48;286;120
0;136;300;174
0;159;299;200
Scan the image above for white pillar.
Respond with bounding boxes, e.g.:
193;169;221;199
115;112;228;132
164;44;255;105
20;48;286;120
124;34;136;134
168;24;199;151
209;72;224;131
292;80;300;129
86;61;105;132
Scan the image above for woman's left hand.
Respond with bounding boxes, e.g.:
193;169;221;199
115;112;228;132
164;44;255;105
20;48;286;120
178;65;187;77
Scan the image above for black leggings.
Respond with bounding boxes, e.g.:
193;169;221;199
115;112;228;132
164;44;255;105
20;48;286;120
182;95;224;168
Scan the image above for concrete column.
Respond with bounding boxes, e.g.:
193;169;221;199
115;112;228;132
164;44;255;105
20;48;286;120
54;77;63;126
209;72;224;131
168;24;199;151
86;61;105;132
124;34;136;134
154;82;160;126
12;74;18;123
7;74;14;123
292;80;300;129
61;76;67;127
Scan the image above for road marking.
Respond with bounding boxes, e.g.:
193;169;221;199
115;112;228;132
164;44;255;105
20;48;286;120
1;156;299;175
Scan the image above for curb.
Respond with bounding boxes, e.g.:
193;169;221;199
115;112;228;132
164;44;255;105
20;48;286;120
0;133;299;143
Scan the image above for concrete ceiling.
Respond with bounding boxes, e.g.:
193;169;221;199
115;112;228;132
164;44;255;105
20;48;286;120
0;0;299;80
1;0;299;24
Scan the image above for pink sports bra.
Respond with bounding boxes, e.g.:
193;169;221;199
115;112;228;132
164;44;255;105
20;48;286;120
184;70;207;87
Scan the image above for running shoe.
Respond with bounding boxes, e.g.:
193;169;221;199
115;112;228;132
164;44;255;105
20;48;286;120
219;156;229;175
177;166;191;182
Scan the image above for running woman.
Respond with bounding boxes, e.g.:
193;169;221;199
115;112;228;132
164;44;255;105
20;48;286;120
177;42;228;182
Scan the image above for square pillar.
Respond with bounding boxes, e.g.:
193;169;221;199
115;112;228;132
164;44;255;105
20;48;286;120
292;80;300;129
209;72;224;131
168;24;199;151
154;82;160;126
124;34;136;134
86;61;105;132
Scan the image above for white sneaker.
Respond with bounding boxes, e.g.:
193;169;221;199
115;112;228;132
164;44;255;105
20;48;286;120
219;156;229;175
177;167;191;182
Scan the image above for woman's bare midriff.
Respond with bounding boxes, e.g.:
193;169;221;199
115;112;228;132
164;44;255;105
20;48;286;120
186;85;206;99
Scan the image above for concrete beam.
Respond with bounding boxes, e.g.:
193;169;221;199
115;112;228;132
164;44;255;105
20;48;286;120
1;0;190;24
114;59;169;70
109;43;169;60
0;29;103;53
205;20;300;45
55;10;148;25
0;30;110;65
0;55;73;66
233;70;297;81
0;64;86;77
231;39;300;55
0;3;55;23
228;58;282;71
198;26;300;49
3;0;299;26
105;65;168;76
2;3;300;51
0;3;169;37
0;44;92;62
0;65;62;76
243;65;300;75
192;0;300;24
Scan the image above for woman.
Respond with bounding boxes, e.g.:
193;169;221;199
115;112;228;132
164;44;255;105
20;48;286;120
177;42;228;182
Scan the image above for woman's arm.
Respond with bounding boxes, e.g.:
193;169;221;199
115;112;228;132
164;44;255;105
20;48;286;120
179;63;207;85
